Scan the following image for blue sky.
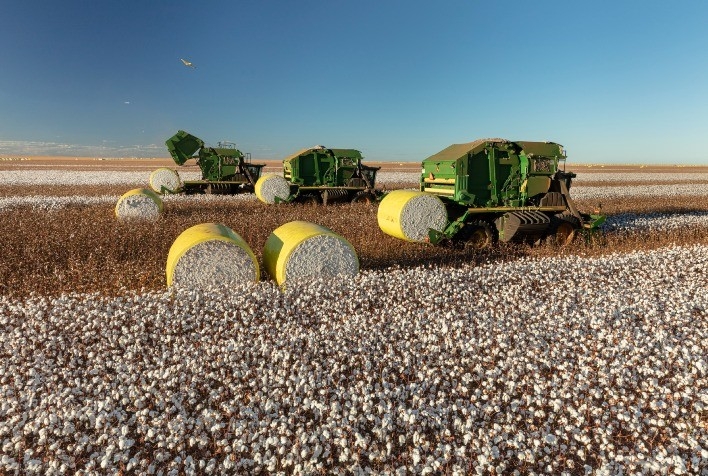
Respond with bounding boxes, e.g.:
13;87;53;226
1;1;706;163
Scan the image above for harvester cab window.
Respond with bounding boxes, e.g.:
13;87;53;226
531;157;555;174
497;151;513;165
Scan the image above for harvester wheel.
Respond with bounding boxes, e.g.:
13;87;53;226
299;194;321;206
547;213;580;246
351;191;375;204
457;220;497;250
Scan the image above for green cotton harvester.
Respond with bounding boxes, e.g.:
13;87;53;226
381;138;604;247
163;130;266;194
256;146;382;205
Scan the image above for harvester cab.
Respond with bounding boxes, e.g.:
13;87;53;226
163;130;266;194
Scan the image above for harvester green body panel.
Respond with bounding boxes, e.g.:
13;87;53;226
420;139;603;245
281;146;380;203
421;139;565;207
164;130;265;194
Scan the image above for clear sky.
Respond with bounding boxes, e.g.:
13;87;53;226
1;1;707;163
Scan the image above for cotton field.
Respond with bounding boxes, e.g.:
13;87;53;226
0;161;707;474
1;247;706;474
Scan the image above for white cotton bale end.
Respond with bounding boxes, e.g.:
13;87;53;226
166;223;259;288
377;190;448;242
149;167;182;194
115;188;163;221
255;173;291;204
263;221;359;286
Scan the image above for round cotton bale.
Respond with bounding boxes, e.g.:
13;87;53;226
149;167;182;194
263;221;359;286
255;173;291;204
166;223;259;288
377;190;448;242
115;188;164;221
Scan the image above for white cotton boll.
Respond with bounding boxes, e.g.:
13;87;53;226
312;444;322;459
119;437;134;450
412;449;421;466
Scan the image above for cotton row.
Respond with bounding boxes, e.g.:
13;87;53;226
572;183;708;200
572;172;708;183
604;211;708;232
0;193;257;213
0;170;197;186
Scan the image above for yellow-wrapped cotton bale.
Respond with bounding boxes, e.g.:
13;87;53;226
115;188;164;221
255;173;291;204
149;167;182;194
263;221;359;286
377;190;448;242
166;223;259;288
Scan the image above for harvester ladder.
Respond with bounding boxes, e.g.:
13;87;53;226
241;156;256;185
357;161;373;190
323;160;336;186
559;178;582;221
501;171;521;201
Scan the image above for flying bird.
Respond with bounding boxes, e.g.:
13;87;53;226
180;58;196;69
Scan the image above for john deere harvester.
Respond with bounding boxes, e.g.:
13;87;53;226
380;138;603;247
257;146;382;204
164;130;265;194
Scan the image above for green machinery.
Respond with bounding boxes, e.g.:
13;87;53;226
421;138;604;247
165;130;266;194
280;146;382;204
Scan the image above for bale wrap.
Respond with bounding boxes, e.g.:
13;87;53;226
377;190;448;242
166;223;259;287
263;221;359;285
115;188;163;221
255;173;291;204
149;167;182;194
